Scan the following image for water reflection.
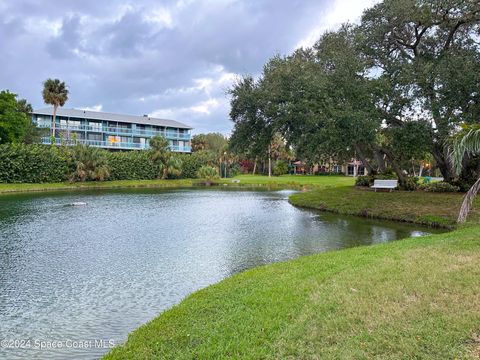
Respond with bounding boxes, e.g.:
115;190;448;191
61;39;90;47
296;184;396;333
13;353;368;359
0;188;444;359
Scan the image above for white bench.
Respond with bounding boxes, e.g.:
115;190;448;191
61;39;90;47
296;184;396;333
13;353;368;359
371;179;398;192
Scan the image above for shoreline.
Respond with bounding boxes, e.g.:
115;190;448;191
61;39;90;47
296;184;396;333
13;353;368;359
103;225;480;359
3;175;478;358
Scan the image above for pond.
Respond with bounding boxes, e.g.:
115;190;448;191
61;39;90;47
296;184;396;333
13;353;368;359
0;188;445;359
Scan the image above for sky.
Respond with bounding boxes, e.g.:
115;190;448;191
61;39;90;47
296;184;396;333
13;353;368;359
0;0;378;134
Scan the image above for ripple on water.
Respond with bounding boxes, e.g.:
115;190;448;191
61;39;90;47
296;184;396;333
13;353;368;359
0;189;444;359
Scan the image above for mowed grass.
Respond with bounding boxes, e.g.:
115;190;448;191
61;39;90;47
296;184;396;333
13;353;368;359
231;174;354;188
290;186;480;228
104;226;480;360
0;175;353;194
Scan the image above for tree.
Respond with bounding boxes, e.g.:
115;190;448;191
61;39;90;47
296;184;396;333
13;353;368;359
360;0;480;182
191;133;228;153
149;135;182;179
0;90;30;144
452;124;480;223
42;79;69;137
229;75;274;175
16;98;47;144
191;132;228;174
69;144;110;182
197;165;219;186
273;160;289;176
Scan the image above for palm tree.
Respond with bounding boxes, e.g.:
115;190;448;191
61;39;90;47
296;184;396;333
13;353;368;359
197;165;219;186
452;124;480;223
70;144;110;182
149;135;183;179
42;79;69;138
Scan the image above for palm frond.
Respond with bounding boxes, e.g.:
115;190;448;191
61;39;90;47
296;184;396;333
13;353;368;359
451;124;480;175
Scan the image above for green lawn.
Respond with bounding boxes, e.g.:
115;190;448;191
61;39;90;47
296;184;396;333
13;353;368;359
0;175;353;194
232;174;354;188
0;179;199;194
289;186;480;228
101;179;479;359
3;174;479;358
104;226;480;359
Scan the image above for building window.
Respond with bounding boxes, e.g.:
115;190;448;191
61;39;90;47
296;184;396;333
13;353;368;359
108;136;120;144
88;133;102;141
36;116;50;127
89;122;101;131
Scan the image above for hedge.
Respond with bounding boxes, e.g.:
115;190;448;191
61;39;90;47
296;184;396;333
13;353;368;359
107;151;160;180
0;144;216;183
0;144;69;183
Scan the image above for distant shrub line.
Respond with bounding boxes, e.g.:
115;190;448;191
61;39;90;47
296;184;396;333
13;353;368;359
0;143;217;183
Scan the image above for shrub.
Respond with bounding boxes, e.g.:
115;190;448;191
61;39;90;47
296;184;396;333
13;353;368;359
401;177;419;191
229;163;241;177
273;160;289;176
179;151;216;179
69;145;110;182
420;181;460;193
197;165;219;185
355;175;372;187
107;151;158;180
0;143;69;183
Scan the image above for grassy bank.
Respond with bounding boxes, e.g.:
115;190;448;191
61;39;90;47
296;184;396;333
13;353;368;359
0;175;354;194
290;186;480;228
103;183;480;359
104;226;480;359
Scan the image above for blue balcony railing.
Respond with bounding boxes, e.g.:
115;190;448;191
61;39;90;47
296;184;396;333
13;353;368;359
37;123;191;140
41;137;192;152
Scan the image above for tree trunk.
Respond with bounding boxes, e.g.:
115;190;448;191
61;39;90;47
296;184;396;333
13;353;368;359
432;144;455;182
354;144;375;175
381;148;407;188
419;163;424;177
52;104;58;139
373;149;386;174
252;159;257;175
268;146;272;177
458;176;480;223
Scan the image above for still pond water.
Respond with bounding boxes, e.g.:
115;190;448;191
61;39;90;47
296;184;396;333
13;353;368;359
0;188;444;359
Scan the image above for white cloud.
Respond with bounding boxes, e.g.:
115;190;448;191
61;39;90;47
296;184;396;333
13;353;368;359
24;18;62;37
296;0;380;48
191;98;220;114
143;7;174;29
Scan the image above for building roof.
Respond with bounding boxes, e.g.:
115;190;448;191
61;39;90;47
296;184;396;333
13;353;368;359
32;107;193;129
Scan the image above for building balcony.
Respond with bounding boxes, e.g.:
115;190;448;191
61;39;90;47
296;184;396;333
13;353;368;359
41;137;192;152
37;123;191;140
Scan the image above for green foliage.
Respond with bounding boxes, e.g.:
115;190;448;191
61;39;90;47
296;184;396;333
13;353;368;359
355;176;371;187
179;150;217;179
107;151;159;180
197;165;219;183
229;163;241;177
0;90;30;144
402;176;419;191
42;79;69;108
273;160;288;176
163;155;183;179
191;133;228;154
0;143;69;183
420;182;460;193
0;142;209;183
149;135;183;179
69;145;110;182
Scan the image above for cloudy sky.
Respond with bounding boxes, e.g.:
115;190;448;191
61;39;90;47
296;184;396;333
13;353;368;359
0;0;378;134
